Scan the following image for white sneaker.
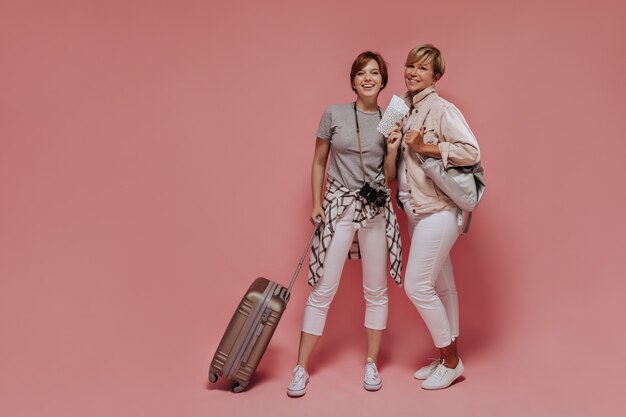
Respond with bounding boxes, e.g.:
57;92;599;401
413;359;442;380
421;359;464;390
363;358;382;391
287;365;309;397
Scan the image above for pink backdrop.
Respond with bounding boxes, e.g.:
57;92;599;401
2;0;625;416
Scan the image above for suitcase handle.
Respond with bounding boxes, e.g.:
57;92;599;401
285;217;322;297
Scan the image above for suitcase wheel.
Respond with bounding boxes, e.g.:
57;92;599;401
208;371;218;383
232;382;245;393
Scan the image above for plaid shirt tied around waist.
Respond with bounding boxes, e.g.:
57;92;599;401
308;176;403;287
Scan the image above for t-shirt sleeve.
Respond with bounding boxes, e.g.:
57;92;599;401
315;106;333;140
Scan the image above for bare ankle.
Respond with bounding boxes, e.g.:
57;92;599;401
443;357;459;368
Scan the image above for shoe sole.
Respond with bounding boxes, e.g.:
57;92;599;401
287;389;306;397
421;377;459;390
363;382;382;391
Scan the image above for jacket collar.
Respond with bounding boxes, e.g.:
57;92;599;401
402;86;437;109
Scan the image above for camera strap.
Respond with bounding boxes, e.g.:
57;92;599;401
353;102;382;185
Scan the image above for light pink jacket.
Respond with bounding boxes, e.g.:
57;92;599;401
400;87;481;215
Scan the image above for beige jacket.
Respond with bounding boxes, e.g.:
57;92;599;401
400;87;480;215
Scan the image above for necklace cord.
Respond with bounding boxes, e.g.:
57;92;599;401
353;102;382;185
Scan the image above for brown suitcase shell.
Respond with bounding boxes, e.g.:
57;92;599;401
208;277;287;392
208;220;320;392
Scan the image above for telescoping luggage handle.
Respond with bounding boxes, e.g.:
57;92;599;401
285;216;322;298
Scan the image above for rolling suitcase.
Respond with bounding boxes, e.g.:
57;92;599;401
208;220;321;392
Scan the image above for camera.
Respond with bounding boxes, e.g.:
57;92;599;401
358;182;389;207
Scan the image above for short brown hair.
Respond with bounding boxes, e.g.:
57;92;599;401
405;44;445;81
350;51;389;92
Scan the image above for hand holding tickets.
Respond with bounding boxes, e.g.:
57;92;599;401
377;95;410;137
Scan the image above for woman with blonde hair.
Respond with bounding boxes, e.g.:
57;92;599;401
388;44;480;390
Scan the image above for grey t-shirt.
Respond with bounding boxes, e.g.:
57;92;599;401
316;103;385;190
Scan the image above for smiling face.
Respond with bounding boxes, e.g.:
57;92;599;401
404;59;438;96
352;59;383;100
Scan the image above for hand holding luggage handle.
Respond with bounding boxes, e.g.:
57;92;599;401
208;217;322;392
282;216;322;301
254;217;322;368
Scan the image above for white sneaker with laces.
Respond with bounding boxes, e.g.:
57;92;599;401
287;365;309;397
413;358;442;380
421;359;464;390
363;358;382;391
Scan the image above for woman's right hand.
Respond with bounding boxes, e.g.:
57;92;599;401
387;120;403;151
387;129;402;152
311;205;326;225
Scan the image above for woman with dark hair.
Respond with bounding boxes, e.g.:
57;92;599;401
286;51;402;397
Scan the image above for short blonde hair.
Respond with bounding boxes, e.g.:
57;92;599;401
405;44;445;81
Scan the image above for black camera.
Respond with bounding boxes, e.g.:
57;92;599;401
358;182;389;207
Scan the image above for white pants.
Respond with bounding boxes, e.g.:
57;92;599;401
403;201;460;348
302;202;389;336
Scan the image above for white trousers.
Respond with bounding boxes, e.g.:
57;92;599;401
403;201;460;348
302;202;389;336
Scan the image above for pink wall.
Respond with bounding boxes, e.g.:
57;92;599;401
1;1;625;416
